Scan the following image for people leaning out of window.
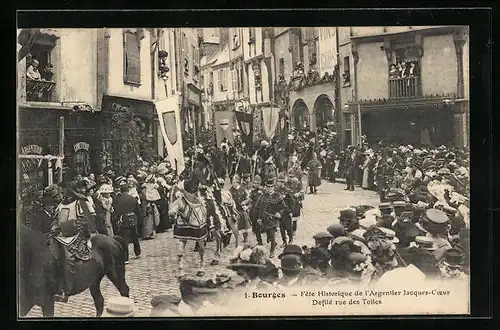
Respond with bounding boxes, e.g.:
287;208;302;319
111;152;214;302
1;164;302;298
389;61;419;79
26;59;54;82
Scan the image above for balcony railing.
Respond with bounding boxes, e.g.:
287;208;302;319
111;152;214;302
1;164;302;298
26;79;56;102
389;76;420;99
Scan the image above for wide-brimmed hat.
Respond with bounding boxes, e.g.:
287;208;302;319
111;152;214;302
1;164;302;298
102;297;136;317
377;227;400;244
424;208;449;225
157;163;169;175
98;184;114;194
227;246;270;270
278;244;304;259
414;236;437;251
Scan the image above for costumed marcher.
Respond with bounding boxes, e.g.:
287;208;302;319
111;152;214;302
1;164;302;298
275;173;294;247
260;155;277;184
306;152;322;194
286;172;304;235
229;174;251;243
253;172;288;258
113;182;142;264
49;179;99;302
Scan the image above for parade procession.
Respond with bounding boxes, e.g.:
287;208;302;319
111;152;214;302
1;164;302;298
17;26;470;317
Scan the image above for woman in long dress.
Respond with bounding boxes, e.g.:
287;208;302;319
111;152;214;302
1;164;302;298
141;175;161;239
362;152;372;189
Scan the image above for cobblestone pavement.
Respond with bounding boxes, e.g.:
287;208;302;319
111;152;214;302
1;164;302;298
24;180;378;318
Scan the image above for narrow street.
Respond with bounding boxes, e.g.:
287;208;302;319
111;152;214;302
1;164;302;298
26;180;379;317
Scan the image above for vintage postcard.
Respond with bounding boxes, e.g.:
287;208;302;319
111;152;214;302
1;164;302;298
17;25;470;317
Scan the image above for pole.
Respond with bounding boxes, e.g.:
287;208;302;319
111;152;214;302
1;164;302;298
357;103;362;147
164;79;169;97
192;105;197;171
58;116;64;183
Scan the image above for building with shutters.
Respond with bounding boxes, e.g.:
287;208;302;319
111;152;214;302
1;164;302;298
341;26;469;148
242;27;276;143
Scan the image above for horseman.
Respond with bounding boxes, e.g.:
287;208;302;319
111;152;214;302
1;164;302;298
229;174;251;243
49;178;99;302
254;172;288;258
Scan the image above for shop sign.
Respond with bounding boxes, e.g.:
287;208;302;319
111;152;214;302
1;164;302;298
101;95;155;119
318;27;338;77
74;141;90;152
21;144;43;155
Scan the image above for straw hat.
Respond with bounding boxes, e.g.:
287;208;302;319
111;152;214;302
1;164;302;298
102;297;136;317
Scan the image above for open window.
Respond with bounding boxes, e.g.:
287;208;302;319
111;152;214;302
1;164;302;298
25;33;57;102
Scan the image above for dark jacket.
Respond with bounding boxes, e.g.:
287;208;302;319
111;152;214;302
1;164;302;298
113;193;141;228
27;206;54;235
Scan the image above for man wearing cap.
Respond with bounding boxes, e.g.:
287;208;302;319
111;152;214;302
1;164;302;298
260;155;277;184
253;172;288;258
400;236;440;277
438;248;467;280
304;232;333;274
229;174;251;243
339;208;359;232
113;182;142;264
344;146;356;191
419;209;453;261
27;188;57;235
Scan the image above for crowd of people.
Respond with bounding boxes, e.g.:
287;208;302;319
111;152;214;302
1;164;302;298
20;121;470;315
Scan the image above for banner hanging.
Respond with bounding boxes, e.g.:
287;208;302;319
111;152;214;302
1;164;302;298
155;96;185;174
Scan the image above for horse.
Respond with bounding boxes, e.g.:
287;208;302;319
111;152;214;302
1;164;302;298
168;188;209;275
18;224;129;317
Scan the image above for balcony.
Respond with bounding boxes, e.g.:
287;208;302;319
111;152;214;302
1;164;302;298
26;79;56;102
389;76;420;99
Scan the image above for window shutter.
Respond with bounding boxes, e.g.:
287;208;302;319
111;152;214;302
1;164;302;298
124;32;141;85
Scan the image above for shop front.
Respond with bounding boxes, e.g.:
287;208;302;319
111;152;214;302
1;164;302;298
100;94;156;173
18;107;100;182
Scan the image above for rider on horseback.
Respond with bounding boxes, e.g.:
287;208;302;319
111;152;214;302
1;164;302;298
49;179;98;302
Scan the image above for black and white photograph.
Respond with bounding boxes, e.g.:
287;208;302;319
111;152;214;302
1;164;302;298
17;25;470;317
